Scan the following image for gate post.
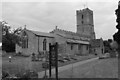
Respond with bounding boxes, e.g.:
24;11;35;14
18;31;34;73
49;43;52;78
49;42;58;79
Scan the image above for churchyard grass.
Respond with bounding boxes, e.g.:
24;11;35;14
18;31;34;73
2;52;97;76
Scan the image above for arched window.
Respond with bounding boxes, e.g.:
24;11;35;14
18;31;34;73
71;44;73;50
82;14;84;19
81;21;84;24
22;31;28;48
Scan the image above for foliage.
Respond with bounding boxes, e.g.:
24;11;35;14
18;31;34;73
15;70;38;78
103;40;112;53
2;70;10;79
1;21;22;52
113;1;120;45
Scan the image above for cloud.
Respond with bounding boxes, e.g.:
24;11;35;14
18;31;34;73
2;0;118;2
2;1;118;40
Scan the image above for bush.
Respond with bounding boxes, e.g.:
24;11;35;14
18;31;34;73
2;71;10;79
15;70;38;78
15;52;30;57
22;70;38;78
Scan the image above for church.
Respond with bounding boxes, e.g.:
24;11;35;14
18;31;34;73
16;8;97;56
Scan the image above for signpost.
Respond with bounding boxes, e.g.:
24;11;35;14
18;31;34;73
43;38;48;78
49;42;58;79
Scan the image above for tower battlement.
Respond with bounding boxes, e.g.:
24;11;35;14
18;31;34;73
76;8;95;39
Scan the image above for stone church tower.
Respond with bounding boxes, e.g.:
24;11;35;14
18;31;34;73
76;8;95;39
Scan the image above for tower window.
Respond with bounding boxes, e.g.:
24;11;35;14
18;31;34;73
82;21;84;24
82;14;84;19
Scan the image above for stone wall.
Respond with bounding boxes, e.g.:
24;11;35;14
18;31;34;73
16;29;54;56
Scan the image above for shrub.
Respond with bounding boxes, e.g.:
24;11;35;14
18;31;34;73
2;71;9;79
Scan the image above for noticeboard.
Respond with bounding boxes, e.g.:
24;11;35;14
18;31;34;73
49;42;58;79
51;47;56;66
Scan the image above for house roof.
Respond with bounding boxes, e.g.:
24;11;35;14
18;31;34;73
32;31;55;38
67;39;89;44
25;29;55;38
50;28;90;41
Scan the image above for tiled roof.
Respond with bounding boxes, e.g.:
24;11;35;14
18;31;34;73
50;28;90;41
26;29;55;38
67;39;89;44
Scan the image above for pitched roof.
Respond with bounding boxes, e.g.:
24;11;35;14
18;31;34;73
25;29;55;38
67;39;89;44
50;28;90;41
32;30;55;38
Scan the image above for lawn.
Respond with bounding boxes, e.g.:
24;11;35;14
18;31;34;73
2;55;43;75
2;53;97;76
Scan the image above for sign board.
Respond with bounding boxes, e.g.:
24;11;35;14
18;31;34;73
49;43;58;79
51;47;56;66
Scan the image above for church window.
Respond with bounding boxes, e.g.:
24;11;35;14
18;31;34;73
22;31;28;48
82;14;84;19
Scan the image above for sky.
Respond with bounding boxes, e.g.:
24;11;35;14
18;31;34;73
1;0;119;40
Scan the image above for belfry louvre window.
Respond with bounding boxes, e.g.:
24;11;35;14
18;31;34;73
22;31;28;48
82;14;84;19
82;21;84;24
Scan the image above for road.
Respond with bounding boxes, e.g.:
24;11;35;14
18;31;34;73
38;58;118;78
56;58;118;78
38;57;98;78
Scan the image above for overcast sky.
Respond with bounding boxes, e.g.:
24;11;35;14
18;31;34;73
1;0;119;40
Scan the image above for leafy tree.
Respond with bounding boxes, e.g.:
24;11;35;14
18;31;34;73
103;40;111;53
113;1;120;45
1;21;22;52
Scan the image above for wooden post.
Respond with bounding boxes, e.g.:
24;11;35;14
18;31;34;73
43;38;47;78
49;42;58;79
55;42;58;80
49;43;52;78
